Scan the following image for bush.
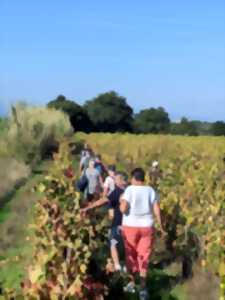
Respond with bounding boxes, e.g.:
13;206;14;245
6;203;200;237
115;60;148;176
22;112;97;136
0;158;30;201
0;117;8;133
0;103;72;165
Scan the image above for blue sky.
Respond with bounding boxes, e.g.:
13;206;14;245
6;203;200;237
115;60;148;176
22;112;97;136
0;0;225;121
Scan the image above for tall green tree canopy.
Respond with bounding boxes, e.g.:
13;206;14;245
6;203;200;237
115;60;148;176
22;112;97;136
47;95;92;132
211;121;225;136
84;91;133;132
134;107;170;133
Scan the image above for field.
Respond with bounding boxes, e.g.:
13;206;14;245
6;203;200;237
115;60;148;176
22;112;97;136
76;133;225;298
0;133;224;299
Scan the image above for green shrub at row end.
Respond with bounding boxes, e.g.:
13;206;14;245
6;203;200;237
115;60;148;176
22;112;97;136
0;103;73;167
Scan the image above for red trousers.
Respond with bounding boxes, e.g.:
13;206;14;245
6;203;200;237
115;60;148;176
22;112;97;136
122;226;155;274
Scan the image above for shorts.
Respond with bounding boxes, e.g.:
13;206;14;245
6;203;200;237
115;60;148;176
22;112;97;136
109;226;122;248
122;226;155;275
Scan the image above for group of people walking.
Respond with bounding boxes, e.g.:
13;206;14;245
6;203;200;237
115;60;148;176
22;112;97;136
78;143;165;300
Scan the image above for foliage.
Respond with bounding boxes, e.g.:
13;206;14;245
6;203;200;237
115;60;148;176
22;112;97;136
0;158;30;200
0;117;8;133
134;107;170;133
78;132;225;296
84;91;133;132
1;133;224;299
170;118;198;136
191;121;212;136
211;121;225;136
44;92;224;136
0;164;48;291
48;95;93;133
0;103;72;165
7;142;109;300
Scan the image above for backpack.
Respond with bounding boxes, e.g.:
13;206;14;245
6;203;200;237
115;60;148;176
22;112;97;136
95;162;104;175
81;156;90;171
76;172;88;192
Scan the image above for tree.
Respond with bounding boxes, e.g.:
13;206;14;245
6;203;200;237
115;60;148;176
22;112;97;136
84;91;133;132
134;107;170;134
211;121;225;136
191;121;212;136
170;117;198;136
47;95;93;132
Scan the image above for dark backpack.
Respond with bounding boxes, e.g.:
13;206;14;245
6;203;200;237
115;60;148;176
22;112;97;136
76;172;88;192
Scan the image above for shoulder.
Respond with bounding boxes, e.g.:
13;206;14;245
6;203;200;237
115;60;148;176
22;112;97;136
122;185;132;201
146;186;158;202
147;186;156;195
104;176;110;182
124;185;132;193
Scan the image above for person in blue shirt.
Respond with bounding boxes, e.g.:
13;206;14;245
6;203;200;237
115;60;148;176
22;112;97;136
94;154;107;176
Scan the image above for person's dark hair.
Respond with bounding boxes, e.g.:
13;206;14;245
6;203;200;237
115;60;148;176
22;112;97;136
131;168;145;182
108;165;116;172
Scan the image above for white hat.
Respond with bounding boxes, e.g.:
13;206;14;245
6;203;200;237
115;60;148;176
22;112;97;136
152;161;159;168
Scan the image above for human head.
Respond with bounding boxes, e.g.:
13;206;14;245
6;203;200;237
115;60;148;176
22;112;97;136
115;171;128;188
86;150;91;157
95;154;101;162
131;168;145;184
108;165;116;177
89;158;95;168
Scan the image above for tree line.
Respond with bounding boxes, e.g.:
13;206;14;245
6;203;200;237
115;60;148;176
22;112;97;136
2;91;223;136
46;92;225;136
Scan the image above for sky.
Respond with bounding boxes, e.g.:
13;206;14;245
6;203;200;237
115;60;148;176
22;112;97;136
0;0;225;121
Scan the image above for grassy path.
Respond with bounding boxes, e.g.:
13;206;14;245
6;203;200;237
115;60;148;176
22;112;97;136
0;161;51;290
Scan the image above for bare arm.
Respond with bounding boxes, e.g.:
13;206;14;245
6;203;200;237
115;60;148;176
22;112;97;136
103;186;109;197
98;174;104;188
82;197;108;212
153;202;165;234
120;199;129;214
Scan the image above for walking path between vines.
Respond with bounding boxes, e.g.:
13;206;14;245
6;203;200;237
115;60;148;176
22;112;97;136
0;161;51;290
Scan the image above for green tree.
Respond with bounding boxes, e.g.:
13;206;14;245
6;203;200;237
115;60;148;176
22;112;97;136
170;117;198;136
191;121;212;135
211;121;225;136
134;107;170;133
47;95;93;132
84;91;133;132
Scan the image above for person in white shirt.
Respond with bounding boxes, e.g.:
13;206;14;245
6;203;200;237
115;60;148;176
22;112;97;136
103;165;116;196
120;168;165;300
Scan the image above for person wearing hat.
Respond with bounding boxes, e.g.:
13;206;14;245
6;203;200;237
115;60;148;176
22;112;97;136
149;160;162;189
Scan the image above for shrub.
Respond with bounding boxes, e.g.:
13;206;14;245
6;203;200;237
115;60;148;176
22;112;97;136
0;158;30;201
0;103;72;165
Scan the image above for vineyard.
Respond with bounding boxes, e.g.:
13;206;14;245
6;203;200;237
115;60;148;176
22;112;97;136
0;133;225;300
